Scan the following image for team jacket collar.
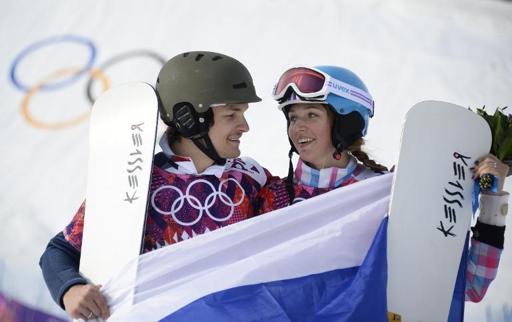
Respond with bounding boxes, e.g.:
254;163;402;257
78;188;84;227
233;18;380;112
295;158;357;189
159;135;230;178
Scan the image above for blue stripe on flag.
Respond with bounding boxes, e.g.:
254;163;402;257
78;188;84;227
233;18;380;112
159;218;388;322
448;233;469;322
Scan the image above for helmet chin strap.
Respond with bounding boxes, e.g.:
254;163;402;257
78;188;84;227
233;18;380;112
332;133;360;160
282;106;297;205
168;105;225;165
192;134;226;165
285;147;296;205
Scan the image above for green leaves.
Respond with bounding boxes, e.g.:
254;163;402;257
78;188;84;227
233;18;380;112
475;106;512;161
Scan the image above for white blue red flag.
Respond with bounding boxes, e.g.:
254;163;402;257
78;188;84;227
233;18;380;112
102;174;393;322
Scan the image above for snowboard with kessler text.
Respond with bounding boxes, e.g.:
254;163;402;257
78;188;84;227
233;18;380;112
80;82;159;290
387;100;491;321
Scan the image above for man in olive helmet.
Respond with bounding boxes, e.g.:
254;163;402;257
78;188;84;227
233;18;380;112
40;51;272;321
156;51;262;169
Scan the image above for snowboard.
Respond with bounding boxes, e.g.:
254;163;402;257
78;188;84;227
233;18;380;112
387;101;491;321
80;82;159;287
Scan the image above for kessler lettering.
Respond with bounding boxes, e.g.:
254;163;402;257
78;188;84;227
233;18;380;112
437;152;471;237
124;122;145;204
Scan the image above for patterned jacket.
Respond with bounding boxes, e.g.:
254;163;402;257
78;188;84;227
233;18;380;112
65;154;270;253
41;137;271;307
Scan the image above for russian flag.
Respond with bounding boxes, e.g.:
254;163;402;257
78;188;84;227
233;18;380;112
102;173;393;322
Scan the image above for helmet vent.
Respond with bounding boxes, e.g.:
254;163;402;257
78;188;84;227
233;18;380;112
233;82;247;89
183;52;190;57
212;55;223;61
195;54;204;61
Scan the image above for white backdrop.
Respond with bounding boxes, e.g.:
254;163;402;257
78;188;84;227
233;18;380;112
1;0;511;320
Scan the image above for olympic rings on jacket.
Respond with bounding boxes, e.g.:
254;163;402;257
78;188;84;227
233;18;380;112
85;50;166;104
9;34;97;91
21;67;110;130
151;178;246;227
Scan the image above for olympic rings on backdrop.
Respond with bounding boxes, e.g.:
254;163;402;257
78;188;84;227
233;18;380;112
151;178;246;227
21;67;110;130
9;34;97;91
86;50;166;103
9;34;166;130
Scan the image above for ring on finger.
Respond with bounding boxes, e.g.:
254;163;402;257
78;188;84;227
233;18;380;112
492;162;498;168
87;312;94;319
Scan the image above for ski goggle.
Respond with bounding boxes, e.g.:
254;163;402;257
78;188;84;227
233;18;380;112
272;67;374;117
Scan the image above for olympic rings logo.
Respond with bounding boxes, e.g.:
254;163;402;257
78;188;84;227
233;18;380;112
9;34;166;130
151;178;246;227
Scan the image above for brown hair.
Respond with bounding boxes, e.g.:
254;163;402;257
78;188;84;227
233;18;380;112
346;138;388;173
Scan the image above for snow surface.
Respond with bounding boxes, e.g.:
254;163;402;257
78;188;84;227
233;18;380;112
0;0;511;320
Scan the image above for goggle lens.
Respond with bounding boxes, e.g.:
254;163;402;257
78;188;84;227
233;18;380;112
274;68;326;97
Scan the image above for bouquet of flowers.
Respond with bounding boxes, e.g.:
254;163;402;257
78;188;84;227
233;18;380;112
474;106;512;189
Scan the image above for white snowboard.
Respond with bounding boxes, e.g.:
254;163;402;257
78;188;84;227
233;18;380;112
80;82;159;287
387;101;491;321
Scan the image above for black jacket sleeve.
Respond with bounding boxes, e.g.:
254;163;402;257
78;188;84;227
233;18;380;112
39;232;88;309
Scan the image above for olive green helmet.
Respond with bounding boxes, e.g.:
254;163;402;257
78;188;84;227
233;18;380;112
155;51;260;163
156;51;261;126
